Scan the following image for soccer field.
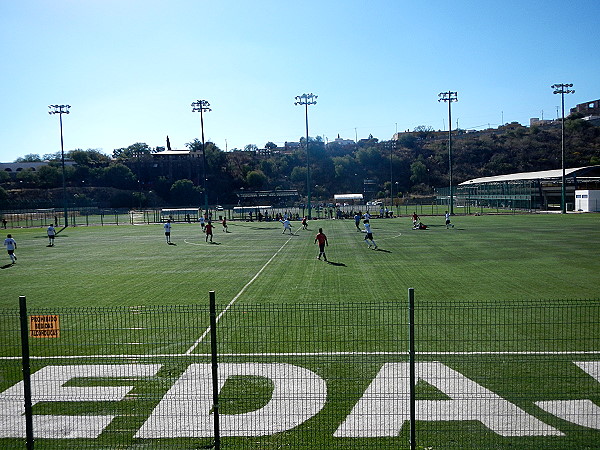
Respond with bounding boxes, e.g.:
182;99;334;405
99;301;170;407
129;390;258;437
2;213;600;308
1;214;599;449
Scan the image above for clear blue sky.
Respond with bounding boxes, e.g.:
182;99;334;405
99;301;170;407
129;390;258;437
1;0;599;162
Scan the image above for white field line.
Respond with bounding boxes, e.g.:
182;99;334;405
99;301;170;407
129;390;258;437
183;226;302;355
2;350;599;361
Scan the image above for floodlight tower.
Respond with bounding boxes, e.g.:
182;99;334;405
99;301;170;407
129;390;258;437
438;91;458;215
191;100;212;215
295;93;317;218
48;104;71;227
552;83;574;214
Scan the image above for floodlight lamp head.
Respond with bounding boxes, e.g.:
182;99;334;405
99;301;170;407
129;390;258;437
48;104;70;114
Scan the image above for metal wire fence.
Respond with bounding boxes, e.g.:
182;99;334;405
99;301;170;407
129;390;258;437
1;295;598;449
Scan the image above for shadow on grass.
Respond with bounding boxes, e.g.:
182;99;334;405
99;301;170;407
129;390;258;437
326;261;346;267
1;263;14;269
374;248;392;253
168;242;177;246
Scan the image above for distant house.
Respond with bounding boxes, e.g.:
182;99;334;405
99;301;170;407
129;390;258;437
530;117;554;127
151;149;199;181
327;134;355;147
570;99;600;116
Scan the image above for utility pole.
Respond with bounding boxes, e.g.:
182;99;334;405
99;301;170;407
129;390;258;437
551;83;574;214
438;91;458;215
294;93;317;218
191;100;212;215
48;105;71;227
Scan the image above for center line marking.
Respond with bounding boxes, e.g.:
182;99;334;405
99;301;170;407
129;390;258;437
184;228;300;354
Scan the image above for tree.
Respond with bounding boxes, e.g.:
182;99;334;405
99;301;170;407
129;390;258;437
170;179;202;206
410;160;427;184
69;149;110;167
103;164;137;189
396;134;418;149
37;165;62;188
42;152;62;161
246;170;267;189
413;125;434;139
290;166;307;183
265;142;277;150
15;168;39;186
113;143;151;160
14;154;42;162
0;186;7;206
244;144;258;152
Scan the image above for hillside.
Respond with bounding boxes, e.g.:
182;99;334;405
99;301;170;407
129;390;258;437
1;116;600;209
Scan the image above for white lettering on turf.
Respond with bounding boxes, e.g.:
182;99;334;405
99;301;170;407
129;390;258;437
536;361;600;430
0;364;161;438
135;363;327;438
334;362;563;437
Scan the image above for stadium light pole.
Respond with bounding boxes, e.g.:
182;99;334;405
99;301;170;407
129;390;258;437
552;83;574;214
48;104;71;227
438;91;458;215
295;93;317;219
191;100;211;215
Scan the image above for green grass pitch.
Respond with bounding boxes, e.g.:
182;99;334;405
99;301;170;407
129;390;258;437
1;213;599;449
3;213;600;308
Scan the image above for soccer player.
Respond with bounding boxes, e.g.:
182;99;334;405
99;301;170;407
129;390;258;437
222;217;228;232
363;219;377;249
302;217;308;230
412;212;420;229
199;215;206;231
205;221;214;243
354;213;361;231
47;223;56;246
164;219;172;244
314;228;328;261
281;218;293;234
4;234;17;264
445;211;454;228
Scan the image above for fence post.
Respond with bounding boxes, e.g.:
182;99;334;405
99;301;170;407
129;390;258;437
408;288;416;450
209;291;221;450
19;296;34;449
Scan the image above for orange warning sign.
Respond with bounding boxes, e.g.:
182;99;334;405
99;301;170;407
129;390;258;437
29;315;60;338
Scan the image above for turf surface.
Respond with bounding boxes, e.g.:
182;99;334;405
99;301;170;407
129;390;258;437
0;213;599;449
2;213;599;308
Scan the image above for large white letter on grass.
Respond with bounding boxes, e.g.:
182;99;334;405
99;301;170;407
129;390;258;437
335;362;562;437
536;361;600;430
0;364;161;438
136;363;327;437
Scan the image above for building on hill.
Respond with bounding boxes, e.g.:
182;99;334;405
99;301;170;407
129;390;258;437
437;166;600;212
327;134;355;147
1;161;76;177
152;148;199;181
530;117;555;127
571;99;600;117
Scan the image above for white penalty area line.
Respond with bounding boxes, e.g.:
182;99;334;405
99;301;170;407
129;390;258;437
2;350;600;361
183;227;302;355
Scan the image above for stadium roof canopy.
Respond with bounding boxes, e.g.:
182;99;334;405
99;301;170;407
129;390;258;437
459;165;600;185
334;193;363;201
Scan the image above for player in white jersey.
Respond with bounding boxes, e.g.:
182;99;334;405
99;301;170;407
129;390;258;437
363;219;377;249
445;211;454;228
163;220;172;244
47;223;56;246
4;234;17;263
281;218;293;234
